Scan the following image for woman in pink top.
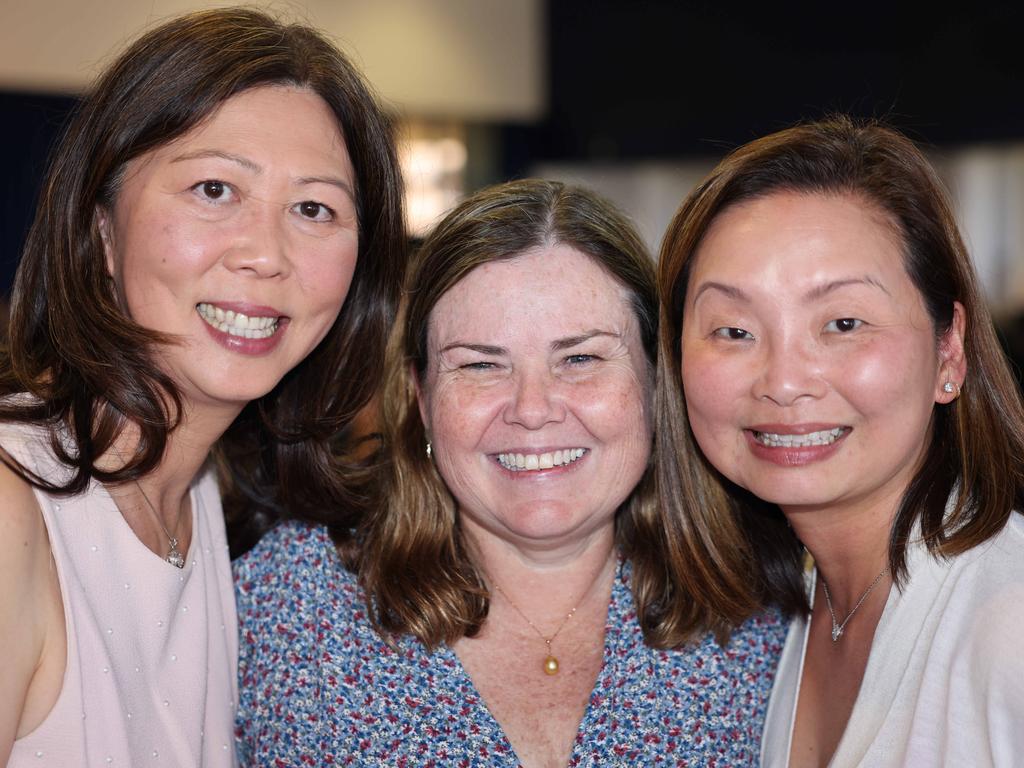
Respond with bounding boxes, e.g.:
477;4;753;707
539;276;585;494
0;8;404;766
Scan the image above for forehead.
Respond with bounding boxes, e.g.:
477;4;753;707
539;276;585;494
137;84;346;168
689;191;908;295
428;244;636;341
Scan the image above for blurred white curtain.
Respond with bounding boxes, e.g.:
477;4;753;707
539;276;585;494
939;146;1024;313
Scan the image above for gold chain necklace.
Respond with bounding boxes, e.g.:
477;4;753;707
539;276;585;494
492;581;578;676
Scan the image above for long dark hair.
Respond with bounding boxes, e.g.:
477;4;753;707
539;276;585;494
0;7;406;554
655;116;1024;635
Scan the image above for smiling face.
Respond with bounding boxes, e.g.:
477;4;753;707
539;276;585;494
98;84;358;416
681;191;964;519
419;245;653;552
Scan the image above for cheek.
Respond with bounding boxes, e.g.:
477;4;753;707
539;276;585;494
297;237;359;315
577;373;653;458
680;347;739;432
116;216;221;302
834;335;938;415
679;348;750;477
425;379;500;449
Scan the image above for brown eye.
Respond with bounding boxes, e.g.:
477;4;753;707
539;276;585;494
294;201;334;221
202;181;225;199
826;318;863;333
713;326;754;341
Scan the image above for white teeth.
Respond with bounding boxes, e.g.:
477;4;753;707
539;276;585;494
497;448;586;472
196;303;280;339
754;427;845;448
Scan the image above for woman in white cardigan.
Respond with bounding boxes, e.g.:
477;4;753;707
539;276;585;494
654;116;1024;767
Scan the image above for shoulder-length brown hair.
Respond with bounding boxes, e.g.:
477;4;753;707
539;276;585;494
357;178;701;649
0;7;405;552
656;115;1024;635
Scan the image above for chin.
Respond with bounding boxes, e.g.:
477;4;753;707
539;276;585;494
500;504;609;543
745;484;843;510
190;383;279;411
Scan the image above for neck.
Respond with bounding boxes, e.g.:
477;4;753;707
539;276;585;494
464;521;618;627
783;498;893;610
107;397;240;523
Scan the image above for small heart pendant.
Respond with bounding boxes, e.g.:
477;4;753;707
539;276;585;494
166;539;186;569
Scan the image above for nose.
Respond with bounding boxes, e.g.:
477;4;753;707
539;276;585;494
750;334;827;406
503;367;565;429
221;202;291;279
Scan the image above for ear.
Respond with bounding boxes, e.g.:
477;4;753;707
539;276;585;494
935;301;967;403
95;205;117;278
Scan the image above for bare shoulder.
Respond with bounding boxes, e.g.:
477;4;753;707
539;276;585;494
0;454;58;759
0;452;48;556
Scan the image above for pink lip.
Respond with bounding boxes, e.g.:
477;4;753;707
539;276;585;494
197;302;289;356
744;424;850;467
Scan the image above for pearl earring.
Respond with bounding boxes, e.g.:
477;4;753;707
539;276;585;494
426;441;432;458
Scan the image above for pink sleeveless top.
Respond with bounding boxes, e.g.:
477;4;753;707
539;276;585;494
3;421;238;767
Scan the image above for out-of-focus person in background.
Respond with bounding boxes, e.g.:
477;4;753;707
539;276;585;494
0;7;404;765
234;179;787;766
657;117;1024;767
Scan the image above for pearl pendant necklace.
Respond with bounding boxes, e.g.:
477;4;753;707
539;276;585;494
543;642;560;676
493;582;579;676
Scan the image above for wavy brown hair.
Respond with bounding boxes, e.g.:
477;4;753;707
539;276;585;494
356;179;702;649
656;116;1024;636
0;8;405;554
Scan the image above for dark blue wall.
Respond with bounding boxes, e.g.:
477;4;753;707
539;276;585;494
1;91;77;298
502;0;1024;173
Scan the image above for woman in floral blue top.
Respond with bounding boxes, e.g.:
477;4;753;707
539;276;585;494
235;180;786;766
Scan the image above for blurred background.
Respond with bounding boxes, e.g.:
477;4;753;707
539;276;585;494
2;0;1023;371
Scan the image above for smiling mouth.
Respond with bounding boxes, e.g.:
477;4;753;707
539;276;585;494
496;448;587;472
752;427;848;448
197;303;281;339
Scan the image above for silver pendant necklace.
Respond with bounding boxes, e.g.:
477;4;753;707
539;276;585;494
821;566;889;642
134;480;186;568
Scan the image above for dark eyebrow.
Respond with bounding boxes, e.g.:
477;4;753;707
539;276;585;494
691;281;751;305
691;277;889;306
295;175;356;201
803;276;890;301
170;149;262;173
551;330;621;351
439;342;506;356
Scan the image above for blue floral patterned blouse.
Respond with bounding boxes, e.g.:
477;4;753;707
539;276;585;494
234;522;785;766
